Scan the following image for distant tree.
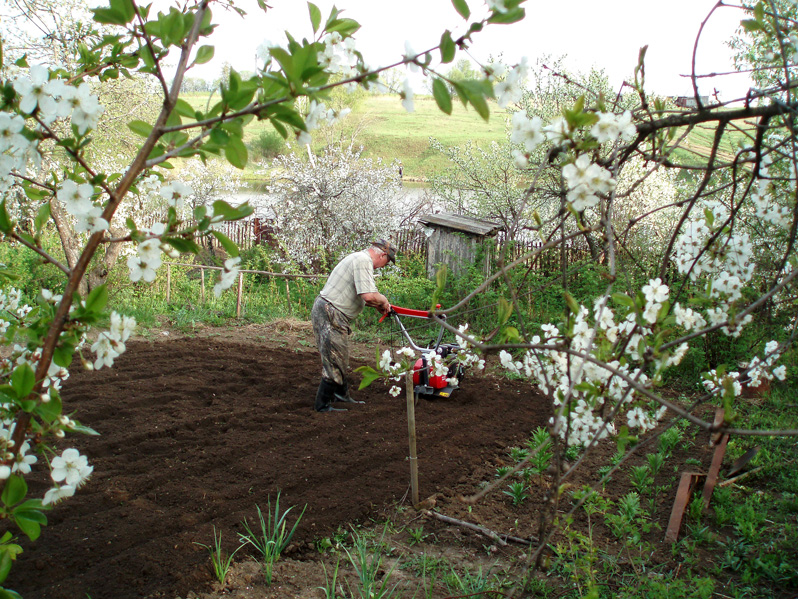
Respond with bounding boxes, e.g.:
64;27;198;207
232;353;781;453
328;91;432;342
263;143;404;269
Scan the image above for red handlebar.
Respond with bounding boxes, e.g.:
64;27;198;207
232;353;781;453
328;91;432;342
379;304;443;323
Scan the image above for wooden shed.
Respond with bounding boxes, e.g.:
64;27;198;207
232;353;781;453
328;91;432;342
418;212;503;277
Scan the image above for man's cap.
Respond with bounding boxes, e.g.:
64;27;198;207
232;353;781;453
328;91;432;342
372;239;397;263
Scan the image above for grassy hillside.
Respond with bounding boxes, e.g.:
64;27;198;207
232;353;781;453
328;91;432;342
182;92;751;180
182;92;509;180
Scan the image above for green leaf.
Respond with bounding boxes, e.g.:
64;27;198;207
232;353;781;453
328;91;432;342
1;476;26;508
13;512;42;541
34;202;51;233
211;199;253;221
0;588;23;599
432;78;452;115
498;298;514;326
164;237;201;254
92;7;130;25
127;119;153;138
224;136;248;169
753;1;765;22
110;0;135;22
210;231;240;257
451;0;470;19
52;344;74;368
10;364;35;400
612;293;635;308
488;6;525;24
0;201;12;234
563;291;580;316
70;423;100;436
84;284;108;314
174;98;196;119
325;18;360;37
440;31;456;64
354;366;381;389
193;45;214;65
308;2;322;33
741;19;762;32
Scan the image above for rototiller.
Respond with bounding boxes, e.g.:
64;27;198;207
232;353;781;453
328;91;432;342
380;304;464;399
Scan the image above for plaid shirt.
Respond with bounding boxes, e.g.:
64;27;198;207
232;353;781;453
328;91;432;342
319;250;378;319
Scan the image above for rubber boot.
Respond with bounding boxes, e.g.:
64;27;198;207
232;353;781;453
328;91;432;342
333;381;365;404
315;379;346;412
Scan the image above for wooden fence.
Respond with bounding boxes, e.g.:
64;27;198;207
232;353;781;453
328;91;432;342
206;219;592;274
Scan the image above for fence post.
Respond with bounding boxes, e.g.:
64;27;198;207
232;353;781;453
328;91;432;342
236;272;243;318
200;267;205;302
285;279;292;314
166;264;171;303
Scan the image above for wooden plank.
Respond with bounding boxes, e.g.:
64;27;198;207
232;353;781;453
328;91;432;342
702;432;730;511
665;472;704;543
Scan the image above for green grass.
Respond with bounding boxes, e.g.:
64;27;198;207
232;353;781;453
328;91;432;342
669;115;756;167
182;91;755;180
181;92;510;180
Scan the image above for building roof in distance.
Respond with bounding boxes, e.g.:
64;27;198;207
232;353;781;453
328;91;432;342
418;212;503;237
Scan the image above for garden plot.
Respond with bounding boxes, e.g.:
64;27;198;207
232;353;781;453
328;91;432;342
11;331;553;599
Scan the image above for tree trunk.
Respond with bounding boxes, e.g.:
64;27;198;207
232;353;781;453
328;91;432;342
86;229;127;290
49;199;88;297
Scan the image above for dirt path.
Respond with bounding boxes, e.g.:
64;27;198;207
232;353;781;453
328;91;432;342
12;326;551;599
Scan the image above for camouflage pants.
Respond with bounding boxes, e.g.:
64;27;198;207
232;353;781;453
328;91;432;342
311;296;351;386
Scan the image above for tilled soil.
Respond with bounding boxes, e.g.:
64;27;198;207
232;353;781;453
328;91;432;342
12;331;552;599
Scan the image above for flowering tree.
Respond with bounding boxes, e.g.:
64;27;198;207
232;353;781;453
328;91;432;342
263;143;410;269
0;0;532;593
362;0;798;577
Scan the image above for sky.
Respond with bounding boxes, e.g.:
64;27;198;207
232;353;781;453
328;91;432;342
179;0;753;101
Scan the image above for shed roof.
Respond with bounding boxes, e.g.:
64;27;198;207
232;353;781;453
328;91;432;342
418;212;503;237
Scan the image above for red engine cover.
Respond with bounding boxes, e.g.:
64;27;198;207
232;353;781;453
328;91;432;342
413;357;447;389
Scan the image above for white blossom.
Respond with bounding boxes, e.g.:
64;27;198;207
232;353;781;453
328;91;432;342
50;448;93;487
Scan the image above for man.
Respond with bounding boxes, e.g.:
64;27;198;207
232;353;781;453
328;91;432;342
311;239;396;412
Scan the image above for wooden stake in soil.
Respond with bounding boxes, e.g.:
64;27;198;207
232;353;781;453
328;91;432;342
236;272;244;318
405;370;419;506
200;268;205;302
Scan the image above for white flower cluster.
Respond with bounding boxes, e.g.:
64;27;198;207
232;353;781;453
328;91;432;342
91;311;136;369
13;65;104;132
320;32;359;78
297;100;351;146
749;340;788;384
1;67;105;193
0;420;37;479
56;179;109;234
675;201;755;285
127;223;166;283
214;257;241;297
43;447;93;505
562;153;616;212
379;348;413;382
494;58;529;108
590;111;636;144
0;287;31;322
749;156;792;229
496;281;711;445
159;180;194;213
0;112;39;193
0;344;69;393
641;277;669;324
510;112;544;168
